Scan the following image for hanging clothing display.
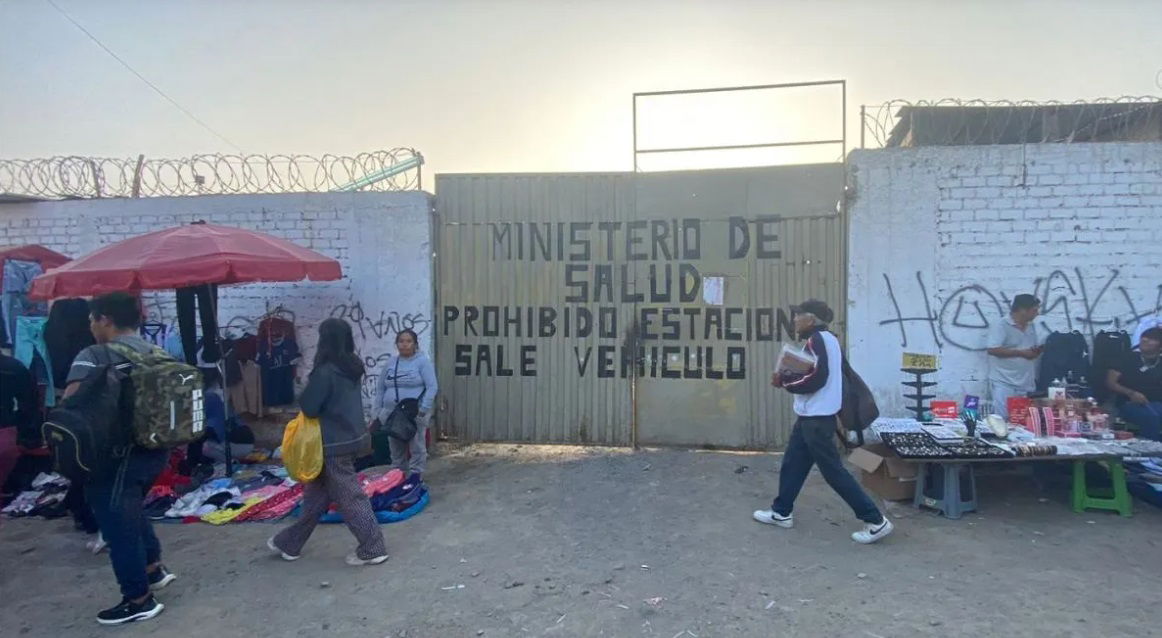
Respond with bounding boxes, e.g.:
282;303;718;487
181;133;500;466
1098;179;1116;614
44;298;94;390
223;334;263;416
176;284;220;367
258;316;299;407
13;316;54;408
140;322;169;348
2;259;47;348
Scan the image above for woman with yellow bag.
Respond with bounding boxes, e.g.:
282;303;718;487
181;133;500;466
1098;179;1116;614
267;318;388;566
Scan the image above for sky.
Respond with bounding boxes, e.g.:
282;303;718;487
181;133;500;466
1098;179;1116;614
1;0;1160;188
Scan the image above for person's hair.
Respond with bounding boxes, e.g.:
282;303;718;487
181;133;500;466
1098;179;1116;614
1141;327;1162;344
313;318;365;380
396;329;420;350
1010;294;1041;313
89;292;141;329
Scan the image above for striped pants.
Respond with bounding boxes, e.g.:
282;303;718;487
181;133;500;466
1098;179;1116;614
273;454;386;560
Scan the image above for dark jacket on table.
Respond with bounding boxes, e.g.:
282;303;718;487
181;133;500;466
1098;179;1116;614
298;362;368;457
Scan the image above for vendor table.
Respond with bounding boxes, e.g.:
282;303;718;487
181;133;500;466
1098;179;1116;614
906;454;1132;520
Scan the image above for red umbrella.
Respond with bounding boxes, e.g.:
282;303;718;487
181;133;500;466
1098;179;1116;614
0;244;71;269
28;222;341;299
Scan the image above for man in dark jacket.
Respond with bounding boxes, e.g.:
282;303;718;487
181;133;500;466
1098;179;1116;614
753;300;894;545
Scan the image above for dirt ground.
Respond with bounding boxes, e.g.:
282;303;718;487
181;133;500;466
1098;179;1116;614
2;444;1160;638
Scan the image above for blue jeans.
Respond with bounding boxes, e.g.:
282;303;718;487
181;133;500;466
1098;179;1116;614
12;316;54;407
85;450;168;599
1121;402;1162;442
773;415;883;524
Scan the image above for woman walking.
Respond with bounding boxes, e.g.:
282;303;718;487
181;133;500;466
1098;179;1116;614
372;329;438;481
268;318;388;566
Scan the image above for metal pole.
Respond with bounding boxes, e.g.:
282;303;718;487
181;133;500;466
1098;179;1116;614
632;94;638;171
841;80;847;161
131;154;145;197
860;105;866;149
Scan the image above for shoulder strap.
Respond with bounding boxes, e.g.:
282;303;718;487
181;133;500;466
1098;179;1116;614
393;357;400;403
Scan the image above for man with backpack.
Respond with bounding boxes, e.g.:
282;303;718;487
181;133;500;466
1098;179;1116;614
62;292;181;625
986;294;1042;420
752;300;894;545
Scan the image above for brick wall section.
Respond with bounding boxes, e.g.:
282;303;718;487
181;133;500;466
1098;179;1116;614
847;142;1162;415
0;191;434;405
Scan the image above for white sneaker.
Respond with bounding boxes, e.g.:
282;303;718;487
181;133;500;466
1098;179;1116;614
852;517;894;544
267;537;300;561
345;553;389;566
86;532;108;555
752;509;794;528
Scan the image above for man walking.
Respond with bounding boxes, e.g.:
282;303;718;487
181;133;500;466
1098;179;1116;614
752;299;893;544
65;292;176;625
986;294;1042;420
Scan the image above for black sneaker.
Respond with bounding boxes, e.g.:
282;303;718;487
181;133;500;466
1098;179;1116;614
148;565;177;591
96;595;165;626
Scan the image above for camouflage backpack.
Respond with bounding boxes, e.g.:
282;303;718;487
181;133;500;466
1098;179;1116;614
106;342;206;449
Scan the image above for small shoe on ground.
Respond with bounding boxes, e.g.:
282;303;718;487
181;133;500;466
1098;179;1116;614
752;509;794;528
96;595;164;626
267;537;300;561
345;553;389;566
148;565;177;591
852;517;894;544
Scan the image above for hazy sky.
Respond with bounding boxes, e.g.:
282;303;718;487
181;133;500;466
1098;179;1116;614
1;0;1160;185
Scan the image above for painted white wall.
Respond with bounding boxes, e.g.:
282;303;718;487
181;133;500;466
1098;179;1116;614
0;191;434;404
848;142;1162;416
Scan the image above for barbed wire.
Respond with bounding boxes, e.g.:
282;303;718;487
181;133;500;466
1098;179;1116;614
861;97;1162;148
0;148;423;199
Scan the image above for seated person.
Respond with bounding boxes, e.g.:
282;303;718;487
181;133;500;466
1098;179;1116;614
1107;327;1162;441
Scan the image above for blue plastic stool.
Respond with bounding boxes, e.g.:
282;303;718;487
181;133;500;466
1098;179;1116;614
914;462;978;519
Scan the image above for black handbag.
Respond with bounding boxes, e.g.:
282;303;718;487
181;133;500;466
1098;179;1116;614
385;357;426;442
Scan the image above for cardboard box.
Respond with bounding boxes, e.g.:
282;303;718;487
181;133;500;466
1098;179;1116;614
848;444;918;501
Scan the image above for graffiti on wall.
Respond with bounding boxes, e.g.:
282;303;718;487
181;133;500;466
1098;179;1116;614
328;299;431;399
879;268;1162;351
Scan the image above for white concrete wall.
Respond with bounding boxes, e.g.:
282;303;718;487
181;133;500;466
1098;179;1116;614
0;191;434;403
847;142;1162;416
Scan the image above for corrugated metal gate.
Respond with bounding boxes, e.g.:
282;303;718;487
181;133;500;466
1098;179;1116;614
435;164;844;449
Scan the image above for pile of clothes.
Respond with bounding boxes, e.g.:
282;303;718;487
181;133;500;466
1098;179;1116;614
0;472;70;518
318;468;429;524
3;452;431;527
1125;457;1162;509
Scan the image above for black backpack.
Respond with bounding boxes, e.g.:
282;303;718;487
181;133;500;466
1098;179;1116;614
1037;331;1089;392
41;355;132;482
1091;330;1131;402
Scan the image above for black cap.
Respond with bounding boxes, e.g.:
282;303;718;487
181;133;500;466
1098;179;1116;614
790;299;834;324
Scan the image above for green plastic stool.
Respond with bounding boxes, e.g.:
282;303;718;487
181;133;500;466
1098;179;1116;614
1071;459;1132;517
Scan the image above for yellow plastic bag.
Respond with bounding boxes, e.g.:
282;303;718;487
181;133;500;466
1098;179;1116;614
282;412;323;482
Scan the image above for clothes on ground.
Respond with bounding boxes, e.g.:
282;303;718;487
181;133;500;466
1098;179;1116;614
300;362;369;457
987;317;1040;393
13;316;54;407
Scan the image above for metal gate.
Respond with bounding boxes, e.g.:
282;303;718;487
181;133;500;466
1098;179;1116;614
435;164;844;448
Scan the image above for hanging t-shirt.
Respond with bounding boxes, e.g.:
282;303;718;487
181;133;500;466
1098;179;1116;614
258;335;299;406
